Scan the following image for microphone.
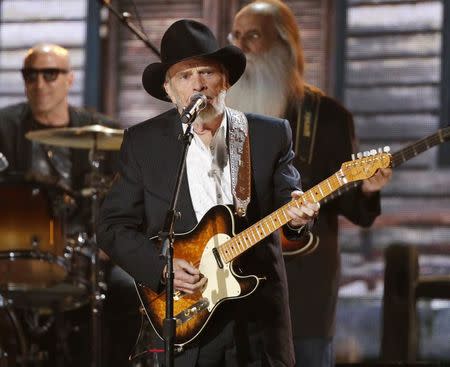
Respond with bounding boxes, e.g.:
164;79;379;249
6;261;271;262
180;93;208;124
0;152;8;172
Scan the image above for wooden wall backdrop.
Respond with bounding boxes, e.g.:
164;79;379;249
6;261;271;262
339;0;450;292
115;0;330;126
0;0;88;108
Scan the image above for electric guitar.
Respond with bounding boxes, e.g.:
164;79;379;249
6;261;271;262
281;126;450;256
135;151;391;348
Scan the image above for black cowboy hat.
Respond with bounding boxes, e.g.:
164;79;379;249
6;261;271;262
142;19;246;102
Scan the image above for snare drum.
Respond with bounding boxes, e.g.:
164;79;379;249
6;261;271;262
0;181;66;291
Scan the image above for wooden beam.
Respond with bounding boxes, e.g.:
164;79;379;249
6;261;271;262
438;0;450;166
101;0;120;118
381;244;419;361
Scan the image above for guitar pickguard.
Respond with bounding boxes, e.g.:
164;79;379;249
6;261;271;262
199;233;241;311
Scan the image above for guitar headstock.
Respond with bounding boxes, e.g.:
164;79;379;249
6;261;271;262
341;149;391;182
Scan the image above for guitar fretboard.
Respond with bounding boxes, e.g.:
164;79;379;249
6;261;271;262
391;128;449;168
217;171;347;263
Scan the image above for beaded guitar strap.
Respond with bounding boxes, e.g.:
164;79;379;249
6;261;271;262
226;107;251;217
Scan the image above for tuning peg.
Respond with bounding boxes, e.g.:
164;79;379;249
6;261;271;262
383;146;391;153
356;152;363;159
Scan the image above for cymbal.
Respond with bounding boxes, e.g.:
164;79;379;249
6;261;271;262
25;124;124;151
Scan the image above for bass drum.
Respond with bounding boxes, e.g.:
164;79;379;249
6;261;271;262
0;177;87;310
0;179;66;291
0;300;27;367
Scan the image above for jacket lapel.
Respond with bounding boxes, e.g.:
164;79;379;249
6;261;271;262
161;117;197;231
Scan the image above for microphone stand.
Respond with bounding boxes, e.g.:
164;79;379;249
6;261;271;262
159;119;195;367
88;136;106;367
98;0;160;57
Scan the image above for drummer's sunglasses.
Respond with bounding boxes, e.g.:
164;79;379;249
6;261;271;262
21;68;69;83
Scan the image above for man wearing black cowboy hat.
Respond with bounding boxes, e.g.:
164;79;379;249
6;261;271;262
97;19;318;366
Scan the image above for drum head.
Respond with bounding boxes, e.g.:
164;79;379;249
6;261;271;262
1;283;88;312
0;252;88;311
0;251;67;291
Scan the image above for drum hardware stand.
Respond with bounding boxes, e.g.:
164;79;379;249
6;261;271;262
86;136;106;367
0;300;29;367
24;310;58;366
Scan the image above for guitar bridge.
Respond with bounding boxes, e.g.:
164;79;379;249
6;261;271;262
175;298;210;325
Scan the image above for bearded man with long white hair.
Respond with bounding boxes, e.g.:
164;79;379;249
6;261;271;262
228;1;392;366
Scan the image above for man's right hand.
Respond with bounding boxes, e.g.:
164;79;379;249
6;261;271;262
163;258;207;294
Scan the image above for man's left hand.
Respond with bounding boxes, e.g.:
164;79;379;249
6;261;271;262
286;190;320;228
361;168;392;196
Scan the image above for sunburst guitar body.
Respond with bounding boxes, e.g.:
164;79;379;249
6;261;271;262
135;205;261;348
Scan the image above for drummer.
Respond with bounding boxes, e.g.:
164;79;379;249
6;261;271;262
0;43;116;194
0;44;139;367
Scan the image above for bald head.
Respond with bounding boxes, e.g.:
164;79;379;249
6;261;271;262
23;43;71;70
234;1;303;68
22;44;74;126
236;1;278;22
231;2;279;55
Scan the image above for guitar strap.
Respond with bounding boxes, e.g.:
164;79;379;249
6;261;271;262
294;87;321;165
226;107;251;217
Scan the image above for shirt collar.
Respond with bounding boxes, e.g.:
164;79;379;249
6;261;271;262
182;112;227;137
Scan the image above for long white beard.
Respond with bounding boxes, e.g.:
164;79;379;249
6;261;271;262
226;44;292;118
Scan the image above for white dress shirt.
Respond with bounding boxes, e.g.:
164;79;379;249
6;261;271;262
184;114;233;222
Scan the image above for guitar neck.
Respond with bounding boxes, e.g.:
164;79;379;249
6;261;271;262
321;181;361;204
216;125;450;263
391;128;449;168
217;170;348;263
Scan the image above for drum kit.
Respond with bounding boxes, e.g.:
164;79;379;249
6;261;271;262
0;124;123;366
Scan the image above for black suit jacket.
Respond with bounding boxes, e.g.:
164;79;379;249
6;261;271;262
0;102;117;190
97;108;299;366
